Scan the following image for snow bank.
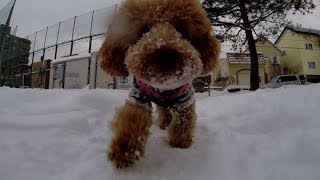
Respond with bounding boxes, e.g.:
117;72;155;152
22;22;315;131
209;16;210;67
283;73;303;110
1;84;320;180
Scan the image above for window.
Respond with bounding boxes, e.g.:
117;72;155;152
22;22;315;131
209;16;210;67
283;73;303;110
272;56;279;64
305;43;313;50
277;76;297;83
284;76;298;82
119;77;129;85
308;62;316;69
272;56;277;61
270;76;278;83
272;56;277;64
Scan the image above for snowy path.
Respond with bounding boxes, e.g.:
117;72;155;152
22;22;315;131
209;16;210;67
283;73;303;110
0;85;320;180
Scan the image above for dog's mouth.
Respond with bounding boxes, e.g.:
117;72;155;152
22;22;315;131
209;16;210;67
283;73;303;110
135;78;190;99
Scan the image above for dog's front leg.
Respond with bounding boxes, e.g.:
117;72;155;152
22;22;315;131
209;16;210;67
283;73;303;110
167;102;196;149
156;105;172;130
107;100;152;168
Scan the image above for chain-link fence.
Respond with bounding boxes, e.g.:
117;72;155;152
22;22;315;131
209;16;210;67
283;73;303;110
0;4;118;88
27;4;117;64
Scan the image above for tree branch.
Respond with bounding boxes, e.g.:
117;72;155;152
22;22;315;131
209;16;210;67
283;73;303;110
220;18;242;37
211;18;250;31
235;28;243;36
249;2;292;29
207;7;241;18
252;28;259;37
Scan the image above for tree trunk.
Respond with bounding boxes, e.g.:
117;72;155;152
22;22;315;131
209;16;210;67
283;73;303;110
245;30;260;90
239;1;260;91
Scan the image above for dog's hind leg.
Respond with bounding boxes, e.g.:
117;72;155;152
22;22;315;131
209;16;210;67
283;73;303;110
167;102;196;148
107;100;152;168
156;105;172;130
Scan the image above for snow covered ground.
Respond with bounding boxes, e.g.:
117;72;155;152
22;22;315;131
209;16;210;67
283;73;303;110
1;84;320;180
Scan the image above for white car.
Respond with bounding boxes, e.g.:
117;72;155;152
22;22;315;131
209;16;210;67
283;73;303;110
263;75;302;89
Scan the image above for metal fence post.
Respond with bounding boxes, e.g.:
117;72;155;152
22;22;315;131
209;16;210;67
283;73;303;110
89;10;95;54
31;32;37;66
62;62;66;88
43;27;49;59
54;22;61;59
30;31;38;88
38;27;49;88
70;16;77;56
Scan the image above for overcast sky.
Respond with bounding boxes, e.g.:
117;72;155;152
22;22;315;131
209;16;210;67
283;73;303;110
0;0;320;39
0;0;119;37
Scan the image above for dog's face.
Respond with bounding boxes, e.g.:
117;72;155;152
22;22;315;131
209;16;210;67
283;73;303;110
99;0;220;89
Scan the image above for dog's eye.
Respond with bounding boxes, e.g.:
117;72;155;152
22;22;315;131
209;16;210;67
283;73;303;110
139;25;150;38
175;23;189;39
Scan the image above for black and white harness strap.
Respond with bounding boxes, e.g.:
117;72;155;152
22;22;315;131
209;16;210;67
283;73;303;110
128;78;195;109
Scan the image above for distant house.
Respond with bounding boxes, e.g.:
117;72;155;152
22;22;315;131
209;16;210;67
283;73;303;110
211;53;267;88
249;35;285;82
226;52;267;87
275;26;320;83
211;36;281;87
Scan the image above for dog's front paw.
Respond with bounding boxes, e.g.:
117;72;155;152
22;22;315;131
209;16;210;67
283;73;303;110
107;147;142;168
169;135;193;149
106;100;152;168
107;135;147;168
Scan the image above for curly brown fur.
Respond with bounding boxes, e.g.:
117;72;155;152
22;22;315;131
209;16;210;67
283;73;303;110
100;41;129;77
99;0;220;77
192;33;221;75
125;22;203;85
156;105;172;130
100;0;220;168
168;103;196;148
107;101;152;168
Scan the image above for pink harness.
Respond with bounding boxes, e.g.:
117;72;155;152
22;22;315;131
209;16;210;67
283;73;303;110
136;80;190;100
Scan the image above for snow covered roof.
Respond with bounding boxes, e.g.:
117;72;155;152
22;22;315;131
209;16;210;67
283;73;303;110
275;26;320;44
290;26;320;36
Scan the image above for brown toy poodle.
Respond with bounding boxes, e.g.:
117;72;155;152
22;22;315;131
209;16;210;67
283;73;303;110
99;0;220;168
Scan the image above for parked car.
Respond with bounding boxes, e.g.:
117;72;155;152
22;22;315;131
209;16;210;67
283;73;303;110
263;74;302;89
223;85;250;93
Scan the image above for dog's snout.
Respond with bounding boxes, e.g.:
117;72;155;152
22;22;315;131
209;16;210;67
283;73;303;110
125;22;203;84
154;48;179;69
147;47;182;72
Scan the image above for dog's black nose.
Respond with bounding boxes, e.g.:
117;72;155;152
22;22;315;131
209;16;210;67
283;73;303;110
148;47;182;72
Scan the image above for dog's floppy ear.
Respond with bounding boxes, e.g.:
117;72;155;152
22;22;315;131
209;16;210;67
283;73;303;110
99;39;128;77
99;12;138;77
192;32;220;75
